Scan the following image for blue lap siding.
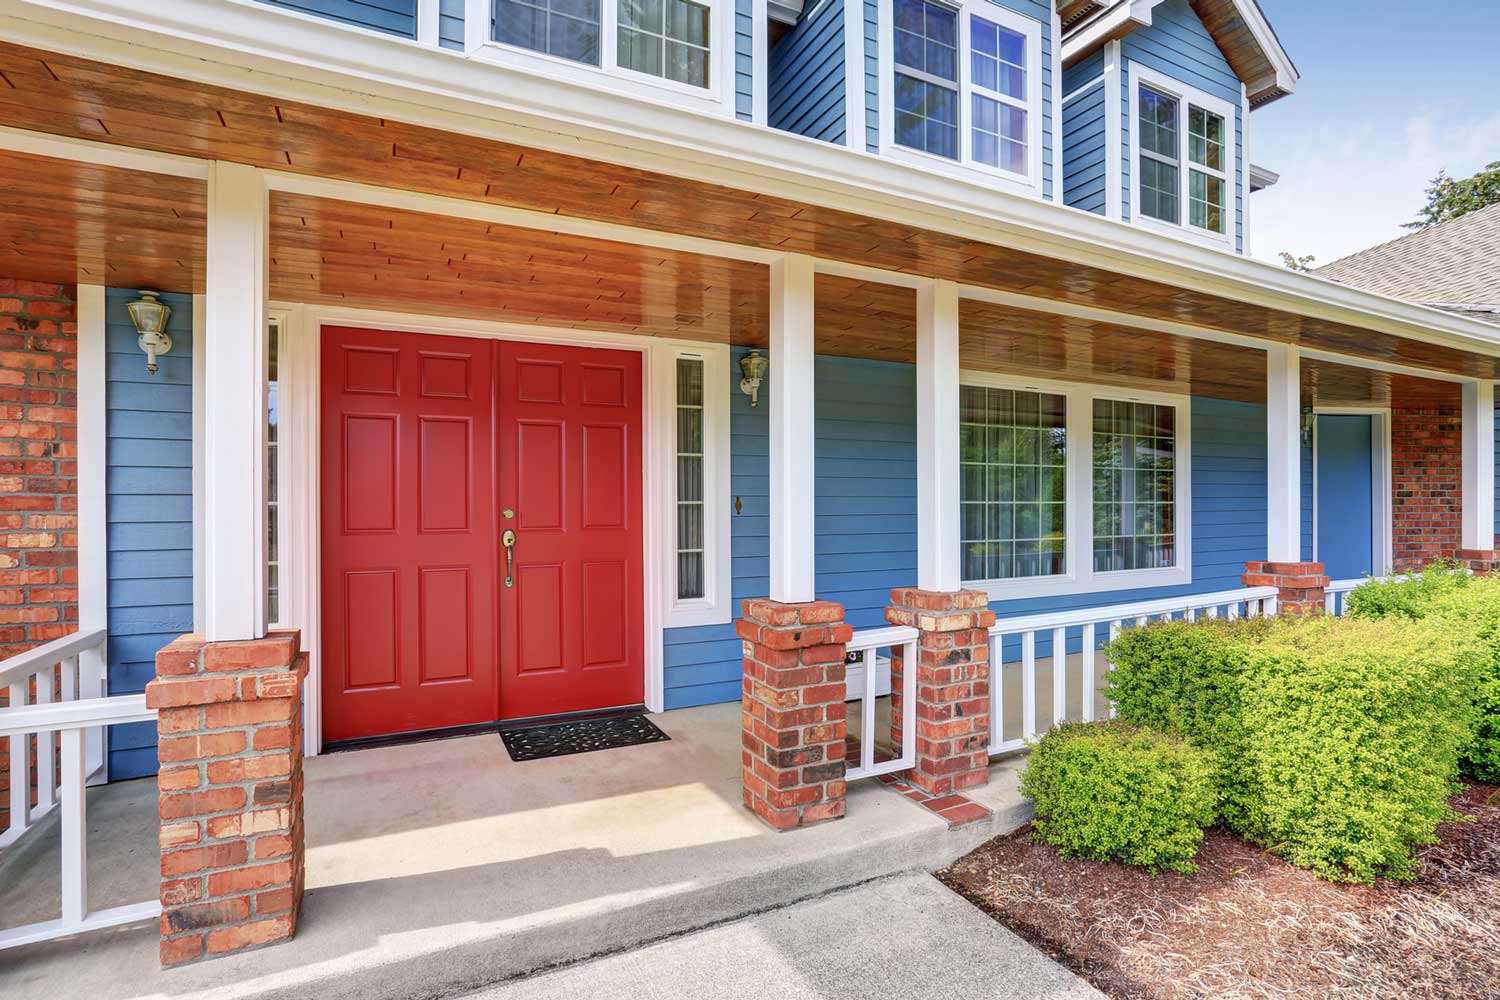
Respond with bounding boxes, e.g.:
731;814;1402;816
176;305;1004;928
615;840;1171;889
768;0;848;144
104;290;195;781
258;0;418;37
662;354;1270;707
1061;48;1107;214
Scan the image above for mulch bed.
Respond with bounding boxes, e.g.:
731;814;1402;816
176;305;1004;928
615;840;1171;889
937;783;1500;1000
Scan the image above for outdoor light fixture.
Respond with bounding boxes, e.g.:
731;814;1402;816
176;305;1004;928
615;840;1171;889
1301;405;1316;445
739;349;768;407
127;291;172;375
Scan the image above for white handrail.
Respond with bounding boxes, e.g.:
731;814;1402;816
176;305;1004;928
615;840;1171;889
844;625;918;782
0;627;107;688
1324;574;1411;616
987;586;1280;755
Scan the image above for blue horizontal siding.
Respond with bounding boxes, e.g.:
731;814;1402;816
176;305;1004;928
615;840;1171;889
768;0;847;145
105;289;195;781
737;0;755;120
1301;431;1314;561
439;0;464;49
1062;49;1106;214
257;0;417;37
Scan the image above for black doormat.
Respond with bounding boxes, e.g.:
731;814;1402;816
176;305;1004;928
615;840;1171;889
499;713;670;762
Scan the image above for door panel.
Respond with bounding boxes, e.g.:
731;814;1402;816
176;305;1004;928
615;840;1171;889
321;327;499;742
1316;414;1375;581
498;342;644;719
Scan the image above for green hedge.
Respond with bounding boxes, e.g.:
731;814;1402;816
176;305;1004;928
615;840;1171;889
1348;566;1500;782
1020;722;1219;873
1106;615;1477;883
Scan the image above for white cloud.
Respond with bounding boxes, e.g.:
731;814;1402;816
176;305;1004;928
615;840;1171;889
1247;110;1500;267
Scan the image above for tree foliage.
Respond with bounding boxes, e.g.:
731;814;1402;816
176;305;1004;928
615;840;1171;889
1278;251;1316;273
1405;161;1500;229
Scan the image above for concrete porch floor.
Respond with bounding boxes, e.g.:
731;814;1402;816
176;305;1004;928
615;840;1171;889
0;703;1030;1000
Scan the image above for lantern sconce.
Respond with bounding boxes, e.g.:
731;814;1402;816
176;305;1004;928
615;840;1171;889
127;291;172;375
1301;405;1316;445
739;349;768;407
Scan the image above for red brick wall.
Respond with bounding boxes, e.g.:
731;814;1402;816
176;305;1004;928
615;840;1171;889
1391;400;1463;573
0;279;80;831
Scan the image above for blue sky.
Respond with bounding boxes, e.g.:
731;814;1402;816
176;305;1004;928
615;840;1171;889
1248;2;1500;266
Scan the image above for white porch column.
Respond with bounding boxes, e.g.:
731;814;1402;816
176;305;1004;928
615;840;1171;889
1462;380;1496;552
1266;343;1301;563
204;161;270;641
916;279;961;592
75;286;109;779
768;253;816;603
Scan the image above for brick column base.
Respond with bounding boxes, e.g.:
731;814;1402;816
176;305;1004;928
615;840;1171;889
738;599;851;831
144;631;307;966
1243;561;1330;615
885;589;996;795
1457;549;1500;574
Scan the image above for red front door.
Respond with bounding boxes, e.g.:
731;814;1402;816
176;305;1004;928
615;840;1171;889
320;328;645;742
496;341;644;719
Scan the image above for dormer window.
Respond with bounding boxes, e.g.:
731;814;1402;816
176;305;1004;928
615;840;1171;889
879;0;1043;195
1128;64;1236;248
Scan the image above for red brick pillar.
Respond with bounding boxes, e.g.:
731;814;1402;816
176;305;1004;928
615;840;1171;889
144;630;307;966
1242;562;1330;615
885;589;996;795
738;599;851;830
1457;549;1500;574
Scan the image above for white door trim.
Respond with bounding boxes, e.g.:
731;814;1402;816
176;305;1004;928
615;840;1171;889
277;300;726;752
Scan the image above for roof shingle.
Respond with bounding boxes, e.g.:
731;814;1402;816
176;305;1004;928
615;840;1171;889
1315;202;1500;313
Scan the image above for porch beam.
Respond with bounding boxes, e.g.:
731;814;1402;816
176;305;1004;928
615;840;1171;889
1461;380;1496;552
1266;343;1301;563
768;253;816;603
203;161;270;641
917;279;962;592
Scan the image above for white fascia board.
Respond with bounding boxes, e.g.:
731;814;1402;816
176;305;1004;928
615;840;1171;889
1231;0;1298;95
1;0;1493;362
1059;0;1162;66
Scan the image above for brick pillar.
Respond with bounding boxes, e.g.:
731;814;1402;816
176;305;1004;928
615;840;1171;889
1391;389;1463;572
738;598;851;831
1457;549;1500;574
1242;562;1330;615
885;588;996;795
144;630;307;966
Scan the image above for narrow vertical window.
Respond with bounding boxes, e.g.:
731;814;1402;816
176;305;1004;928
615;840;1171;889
969;16;1028;175
892;0;959;160
1137;85;1180;225
959;385;1067;581
1187;105;1227;234
675;356;706;599
1093;399;1176;573
266;319;281;626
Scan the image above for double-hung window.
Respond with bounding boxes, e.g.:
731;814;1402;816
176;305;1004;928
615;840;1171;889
1129;65;1235;246
884;0;1042;191
959;376;1191;599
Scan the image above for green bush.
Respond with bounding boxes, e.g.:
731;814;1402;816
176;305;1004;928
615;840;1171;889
1106;614;1477;883
1021;721;1219;873
1348;566;1500;782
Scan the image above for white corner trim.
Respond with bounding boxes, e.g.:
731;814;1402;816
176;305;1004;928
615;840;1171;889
753;0;770;125
416;0;438;46
957;371;1193;601
843;0;867;150
1240;83;1251;255
1103;39;1122;221
75;285;107;633
1050;9;1063;203
191;294;206;633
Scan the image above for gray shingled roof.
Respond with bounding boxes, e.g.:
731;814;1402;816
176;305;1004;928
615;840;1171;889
1315;202;1500;316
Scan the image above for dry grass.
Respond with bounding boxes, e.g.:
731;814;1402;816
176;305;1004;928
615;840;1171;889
938;784;1500;1000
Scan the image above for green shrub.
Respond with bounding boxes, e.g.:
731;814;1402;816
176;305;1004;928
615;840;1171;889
1105;614;1478;883
1021;721;1219;873
1348;566;1500;782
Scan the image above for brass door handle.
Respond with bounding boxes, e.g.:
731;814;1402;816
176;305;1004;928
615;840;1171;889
502;528;517;587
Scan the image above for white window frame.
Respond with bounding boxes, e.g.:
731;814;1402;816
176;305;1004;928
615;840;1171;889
959;371;1192;600
1127;62;1236;251
465;0;738;117
877;0;1044;197
655;343;733;627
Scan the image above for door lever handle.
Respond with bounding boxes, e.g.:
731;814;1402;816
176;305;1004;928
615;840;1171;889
502;528;517;587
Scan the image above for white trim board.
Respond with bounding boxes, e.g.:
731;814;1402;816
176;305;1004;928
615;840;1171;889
274;300;735;751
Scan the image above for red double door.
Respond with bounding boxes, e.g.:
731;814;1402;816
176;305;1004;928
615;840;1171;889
320;327;644;743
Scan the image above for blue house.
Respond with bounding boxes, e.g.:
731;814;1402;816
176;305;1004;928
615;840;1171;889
3;0;1500;965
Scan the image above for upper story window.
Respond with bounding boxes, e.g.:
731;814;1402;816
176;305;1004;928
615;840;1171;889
475;0;734;114
1128;64;1236;249
880;0;1044;195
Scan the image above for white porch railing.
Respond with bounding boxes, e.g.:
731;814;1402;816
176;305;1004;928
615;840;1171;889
1324;578;1364;616
2;628;110;848
843;625;918;781
986;586;1280;755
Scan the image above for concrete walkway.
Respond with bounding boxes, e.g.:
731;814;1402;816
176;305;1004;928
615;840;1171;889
464;873;1106;1000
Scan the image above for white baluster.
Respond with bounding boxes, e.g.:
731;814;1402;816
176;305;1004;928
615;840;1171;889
60;727;87;926
8;680;28;832
1186;605;1198;622
861;646;877;775
35;667;54;811
989;632;1004;749
1081;622;1097;723
1021;631;1037;742
900;641;917;767
60;654;78;702
1052;626;1067;727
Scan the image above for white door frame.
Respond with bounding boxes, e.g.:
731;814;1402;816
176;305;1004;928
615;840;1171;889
275;301;729;753
1312;407;1393;578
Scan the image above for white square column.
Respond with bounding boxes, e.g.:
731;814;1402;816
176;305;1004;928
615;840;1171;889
1265;343;1301;563
768;253;816;604
1462;380;1496;552
204;161;270;641
916;279;961;592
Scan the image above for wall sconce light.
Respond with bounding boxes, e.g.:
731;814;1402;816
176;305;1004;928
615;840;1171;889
739;349;768;407
1301;405;1316;445
127;291;173;375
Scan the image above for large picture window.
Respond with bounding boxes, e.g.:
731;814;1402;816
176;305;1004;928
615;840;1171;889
1129;65;1235;246
959;377;1190;599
